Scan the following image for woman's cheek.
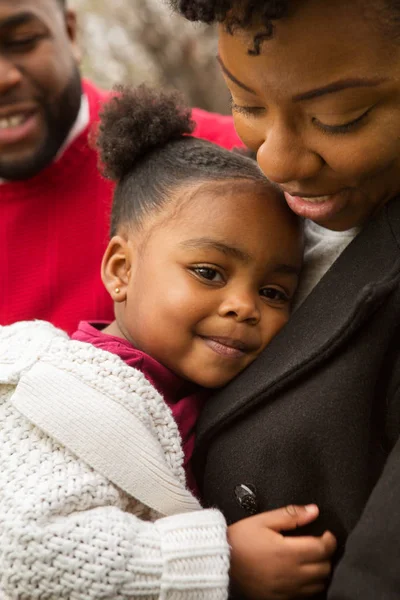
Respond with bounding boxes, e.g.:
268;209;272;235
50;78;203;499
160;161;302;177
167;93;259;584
233;115;266;152
327;138;399;182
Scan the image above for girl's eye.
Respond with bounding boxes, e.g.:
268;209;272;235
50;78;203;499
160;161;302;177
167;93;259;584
192;267;224;283
260;287;289;303
313;109;371;135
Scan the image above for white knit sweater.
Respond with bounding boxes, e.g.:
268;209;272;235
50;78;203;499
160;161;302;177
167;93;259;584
0;321;230;599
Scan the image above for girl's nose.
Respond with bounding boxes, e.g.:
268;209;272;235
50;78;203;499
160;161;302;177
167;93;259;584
257;121;324;185
218;291;261;324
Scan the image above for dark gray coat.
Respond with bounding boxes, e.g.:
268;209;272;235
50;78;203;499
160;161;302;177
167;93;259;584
193;197;400;600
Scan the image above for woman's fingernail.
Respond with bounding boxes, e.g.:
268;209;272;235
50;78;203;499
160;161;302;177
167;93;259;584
305;504;319;513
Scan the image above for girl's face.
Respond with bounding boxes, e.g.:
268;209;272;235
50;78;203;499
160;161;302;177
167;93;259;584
103;180;303;388
218;0;400;230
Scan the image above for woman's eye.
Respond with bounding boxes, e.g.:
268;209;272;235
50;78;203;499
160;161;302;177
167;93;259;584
230;100;266;117
260;287;289;302
192;267;223;282
313;109;371;135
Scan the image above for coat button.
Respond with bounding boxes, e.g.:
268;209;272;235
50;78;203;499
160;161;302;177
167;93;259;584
234;484;258;515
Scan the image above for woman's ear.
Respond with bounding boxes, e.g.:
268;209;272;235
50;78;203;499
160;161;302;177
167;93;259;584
101;236;132;303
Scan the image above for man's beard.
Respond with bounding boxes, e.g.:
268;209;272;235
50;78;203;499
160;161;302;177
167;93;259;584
0;66;83;181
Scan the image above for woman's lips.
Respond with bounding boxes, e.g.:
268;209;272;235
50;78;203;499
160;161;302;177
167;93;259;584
283;189;349;221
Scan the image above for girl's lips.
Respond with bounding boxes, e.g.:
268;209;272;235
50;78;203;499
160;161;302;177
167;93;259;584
201;336;248;358
283;190;349;221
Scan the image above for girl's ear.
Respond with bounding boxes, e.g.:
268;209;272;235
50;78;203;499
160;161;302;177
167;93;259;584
101;236;132;303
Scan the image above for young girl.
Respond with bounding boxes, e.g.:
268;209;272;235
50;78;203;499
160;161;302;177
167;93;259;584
0;86;335;600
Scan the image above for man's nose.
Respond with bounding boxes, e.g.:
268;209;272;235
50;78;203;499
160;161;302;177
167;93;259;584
218;289;261;324
0;56;22;95
256;120;324;185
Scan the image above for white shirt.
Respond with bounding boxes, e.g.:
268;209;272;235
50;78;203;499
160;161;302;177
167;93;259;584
294;219;360;309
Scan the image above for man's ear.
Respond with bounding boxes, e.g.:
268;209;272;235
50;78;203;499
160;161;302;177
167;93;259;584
101;236;132;303
65;10;82;63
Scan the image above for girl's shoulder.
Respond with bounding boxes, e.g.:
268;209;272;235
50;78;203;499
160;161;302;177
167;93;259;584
0;321;192;511
0;320;162;426
0;321;68;385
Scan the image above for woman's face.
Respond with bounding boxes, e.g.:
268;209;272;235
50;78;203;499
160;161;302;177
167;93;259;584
218;0;400;230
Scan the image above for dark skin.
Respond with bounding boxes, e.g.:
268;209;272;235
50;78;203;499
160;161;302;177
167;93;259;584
101;179;337;599
0;0;81;180
217;0;400;230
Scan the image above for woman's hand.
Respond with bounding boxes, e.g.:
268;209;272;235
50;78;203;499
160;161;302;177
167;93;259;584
227;504;337;599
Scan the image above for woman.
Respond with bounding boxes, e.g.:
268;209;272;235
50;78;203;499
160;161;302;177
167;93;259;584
168;1;400;598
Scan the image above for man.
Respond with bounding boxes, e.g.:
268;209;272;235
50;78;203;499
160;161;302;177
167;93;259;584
0;0;241;333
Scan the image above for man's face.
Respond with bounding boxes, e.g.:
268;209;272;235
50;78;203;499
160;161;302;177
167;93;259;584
0;0;82;180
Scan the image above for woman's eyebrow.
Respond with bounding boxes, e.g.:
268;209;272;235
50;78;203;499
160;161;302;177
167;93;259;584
292;77;388;102
217;56;256;94
217;54;387;102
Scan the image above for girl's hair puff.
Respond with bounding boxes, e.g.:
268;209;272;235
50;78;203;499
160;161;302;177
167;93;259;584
98;85;195;182
96;85;267;236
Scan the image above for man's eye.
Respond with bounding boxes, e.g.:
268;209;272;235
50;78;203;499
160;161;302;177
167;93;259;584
5;35;44;51
260;287;289;302
192;267;223;282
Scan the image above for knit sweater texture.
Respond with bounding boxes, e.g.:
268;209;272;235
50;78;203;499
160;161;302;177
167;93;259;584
0;321;230;599
72;321;208;496
0;81;242;334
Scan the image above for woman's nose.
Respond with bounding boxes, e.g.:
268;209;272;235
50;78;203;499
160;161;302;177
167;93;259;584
257;122;324;185
218;290;261;324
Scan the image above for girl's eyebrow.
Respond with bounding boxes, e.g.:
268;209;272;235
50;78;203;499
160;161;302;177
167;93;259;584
180;237;251;262
181;238;301;275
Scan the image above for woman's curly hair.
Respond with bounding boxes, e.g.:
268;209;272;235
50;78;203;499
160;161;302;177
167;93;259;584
170;0;288;26
96;85;267;236
169;1;400;51
170;0;289;47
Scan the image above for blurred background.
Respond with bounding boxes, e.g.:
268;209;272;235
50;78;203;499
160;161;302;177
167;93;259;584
70;0;232;114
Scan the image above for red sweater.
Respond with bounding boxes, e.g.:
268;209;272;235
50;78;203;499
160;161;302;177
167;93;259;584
0;80;242;334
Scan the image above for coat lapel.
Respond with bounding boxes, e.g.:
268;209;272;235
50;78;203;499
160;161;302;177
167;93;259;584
195;198;400;449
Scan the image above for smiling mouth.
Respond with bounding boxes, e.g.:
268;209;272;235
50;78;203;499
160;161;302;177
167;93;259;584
0;110;35;129
295;195;333;203
284;191;342;203
282;188;350;221
200;336;254;358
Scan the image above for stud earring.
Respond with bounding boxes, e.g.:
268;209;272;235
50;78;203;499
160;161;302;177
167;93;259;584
115;287;121;294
